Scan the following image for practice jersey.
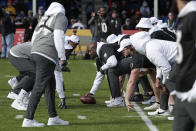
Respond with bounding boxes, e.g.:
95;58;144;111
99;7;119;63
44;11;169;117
97;16;111;40
98;44;116;65
131;53;155;70
175;1;196;92
31;2;68;63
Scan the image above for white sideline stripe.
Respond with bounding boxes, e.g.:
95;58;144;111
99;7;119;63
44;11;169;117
131;102;159;131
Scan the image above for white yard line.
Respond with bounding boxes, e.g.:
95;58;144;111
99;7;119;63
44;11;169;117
4;74;15;78
131;102;159;131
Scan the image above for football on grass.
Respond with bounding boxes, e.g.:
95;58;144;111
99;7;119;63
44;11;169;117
80;95;96;104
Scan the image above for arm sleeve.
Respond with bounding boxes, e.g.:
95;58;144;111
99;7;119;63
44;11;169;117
156;67;162;79
90;71;105;94
54;29;66;60
54;13;68;60
148;52;171;84
101;55;118;71
54;70;65;98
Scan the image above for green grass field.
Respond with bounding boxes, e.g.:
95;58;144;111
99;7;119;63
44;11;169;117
0;57;174;131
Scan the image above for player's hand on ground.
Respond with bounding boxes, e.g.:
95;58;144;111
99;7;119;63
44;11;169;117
125;100;134;112
58;98;67;109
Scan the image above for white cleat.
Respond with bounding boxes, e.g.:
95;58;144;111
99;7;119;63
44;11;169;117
148;108;170;116
7;92;18;100
47;116;69;126
22;118;45;127
11;99;27;111
8;77;18;89
144;102;160;110
106;97;125;107
142;96;156;105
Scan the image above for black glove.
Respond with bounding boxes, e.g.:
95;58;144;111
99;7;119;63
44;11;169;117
86;92;94;96
61;66;71;72
58;98;67;109
100;68;105;74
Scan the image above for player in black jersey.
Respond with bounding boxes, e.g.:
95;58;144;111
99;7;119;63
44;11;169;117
173;0;196;130
93;42;125;107
96;7;111;41
86;35;153;105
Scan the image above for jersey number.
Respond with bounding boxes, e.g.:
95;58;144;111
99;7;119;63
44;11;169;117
101;23;107;33
176;30;183;64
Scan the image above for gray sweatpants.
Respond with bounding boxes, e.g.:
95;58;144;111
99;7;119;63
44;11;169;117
173;98;196;131
8;53;35;93
106;57;132;98
160;63;176;110
25;54;57;119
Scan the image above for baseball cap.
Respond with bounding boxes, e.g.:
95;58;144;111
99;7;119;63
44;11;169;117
136;18;153;29
106;34;118;44
160;23;168;28
117;39;131;52
157;20;168;28
150;17;158;25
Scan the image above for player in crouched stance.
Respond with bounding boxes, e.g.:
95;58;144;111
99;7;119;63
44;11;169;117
119;32;178;116
87;42;124;107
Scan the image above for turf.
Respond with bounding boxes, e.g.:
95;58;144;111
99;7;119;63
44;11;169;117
0;57;174;131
